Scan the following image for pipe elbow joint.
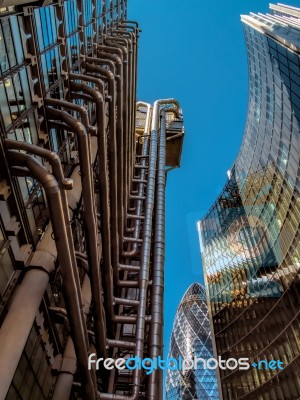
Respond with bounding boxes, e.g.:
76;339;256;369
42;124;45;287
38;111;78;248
74;120;86;137
106;70;114;80
122;249;138;257
61;178;73;190
41;174;60;195
29;250;56;274
78;105;88;116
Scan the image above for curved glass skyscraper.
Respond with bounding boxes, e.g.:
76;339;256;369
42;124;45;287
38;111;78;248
199;3;300;400
166;283;219;399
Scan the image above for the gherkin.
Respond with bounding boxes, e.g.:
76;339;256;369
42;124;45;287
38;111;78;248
166;283;219;399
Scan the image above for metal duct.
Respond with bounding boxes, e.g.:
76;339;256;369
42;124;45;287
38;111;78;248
123;102;152;257
46;102;107;360
148;108;166;400
52;275;93;400
105;34;135;182
0;251;55;400
4;151;96;400
85;61;120;285
97;42;130;214
69;79;115;324
98;98;175;400
3;140;82;310
96;52;125;254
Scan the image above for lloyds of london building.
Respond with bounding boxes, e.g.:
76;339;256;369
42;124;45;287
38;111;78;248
0;0;184;399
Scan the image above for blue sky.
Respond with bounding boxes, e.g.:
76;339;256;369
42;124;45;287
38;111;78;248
129;0;300;358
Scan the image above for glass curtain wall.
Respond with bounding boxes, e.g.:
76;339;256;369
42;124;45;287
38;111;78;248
199;4;300;400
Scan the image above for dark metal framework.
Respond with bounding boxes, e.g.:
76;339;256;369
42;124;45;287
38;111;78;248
0;1;184;399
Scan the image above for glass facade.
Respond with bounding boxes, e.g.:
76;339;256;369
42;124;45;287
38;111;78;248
166;283;219;400
199;4;300;400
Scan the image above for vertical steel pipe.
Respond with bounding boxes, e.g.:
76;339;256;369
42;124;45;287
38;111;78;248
105;35;134;185
3;140;83;319
148;109;166;400
85;61;120;285
147;101;180;399
0;259;54;400
46;103;107;359
98;99;174;400
52;275;92;400
103;41;130;215
69;80;115;323
123;102;152;257
96;52;125;254
111;29;137;175
5;151;96;400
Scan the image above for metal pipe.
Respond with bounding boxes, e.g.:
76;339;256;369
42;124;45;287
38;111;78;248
126;34;135;187
75;251;88;261
113;315;151;324
148;101;180;400
46;97;94;164
85;61;120;286
123;237;143;244
166;132;184;141
106;339;136;350
3;141;83;322
129;195;145;201
96;51;125;255
117;280;139;288
98;99;164;400
106;40;132;191
53;274;92;400
118;263;140;272
123;102;151;258
113;26;138;129
76;255;89;274
105;35;134;185
0;251;54;400
148;109;166;400
96;44;124;59
69;80;115;323
114;298;139;306
87;56;116;75
116;20;139;27
111;29;137;171
127;214;145;220
6;151;96;400
46;98;93;137
52;339;76;400
69;72;105;93
116;25;137;33
1;140;95;396
46;103;107;359
104;40;130;195
98;99;179;400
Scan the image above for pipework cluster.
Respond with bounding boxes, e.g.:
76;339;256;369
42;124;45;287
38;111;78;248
0;2;184;400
